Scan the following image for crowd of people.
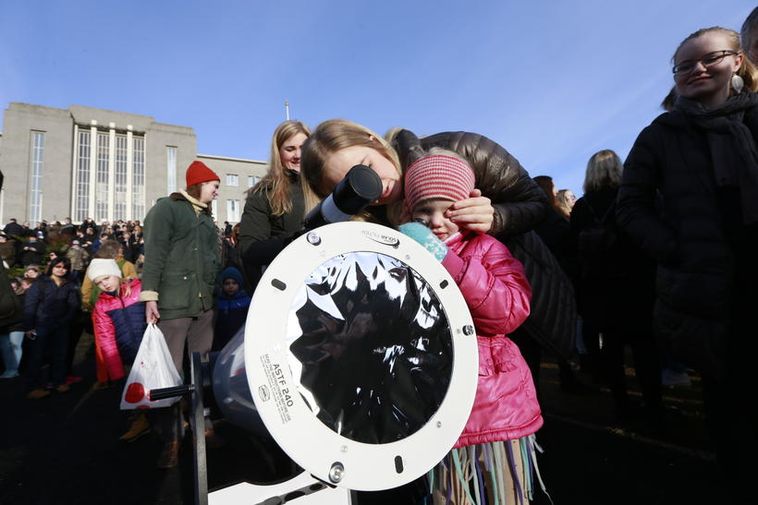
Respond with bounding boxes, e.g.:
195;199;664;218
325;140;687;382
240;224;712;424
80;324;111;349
2;11;758;504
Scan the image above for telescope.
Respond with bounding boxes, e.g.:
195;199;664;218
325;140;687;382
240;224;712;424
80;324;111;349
152;170;479;505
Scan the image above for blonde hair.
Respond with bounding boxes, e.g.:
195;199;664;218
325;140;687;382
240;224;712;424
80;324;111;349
674;27;758;94
300;119;402;215
584;150;623;193
252;120;311;216
555;189;574;220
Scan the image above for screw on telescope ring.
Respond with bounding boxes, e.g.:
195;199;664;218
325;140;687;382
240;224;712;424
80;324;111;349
306;232;322;246
328;462;345;483
462;325;474;336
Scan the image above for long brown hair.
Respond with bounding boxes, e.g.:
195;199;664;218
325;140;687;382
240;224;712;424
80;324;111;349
300;119;402;214
252;120;311;216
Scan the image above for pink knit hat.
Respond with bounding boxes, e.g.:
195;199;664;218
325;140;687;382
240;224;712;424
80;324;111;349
404;154;476;211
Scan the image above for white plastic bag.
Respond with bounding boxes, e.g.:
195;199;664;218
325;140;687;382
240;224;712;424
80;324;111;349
120;323;182;410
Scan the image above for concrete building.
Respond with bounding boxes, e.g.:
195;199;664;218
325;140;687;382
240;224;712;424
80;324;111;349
0;102;267;225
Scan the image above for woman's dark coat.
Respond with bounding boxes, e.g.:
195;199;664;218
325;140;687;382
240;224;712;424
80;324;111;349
617;107;758;378
238;173;305;289
395;130;577;359
571;187;655;334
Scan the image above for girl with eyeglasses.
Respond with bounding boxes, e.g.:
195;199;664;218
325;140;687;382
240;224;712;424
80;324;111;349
617;27;758;500
22;257;81;399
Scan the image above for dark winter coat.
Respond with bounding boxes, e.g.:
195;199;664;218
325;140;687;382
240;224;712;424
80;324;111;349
24;276;81;333
396;130;577;359
571;187;655;334
617;106;758;377
141;192;221;320
20;240;44;267
238;173;305;288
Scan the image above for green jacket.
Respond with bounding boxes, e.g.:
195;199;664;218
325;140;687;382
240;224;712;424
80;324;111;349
141;193;221;320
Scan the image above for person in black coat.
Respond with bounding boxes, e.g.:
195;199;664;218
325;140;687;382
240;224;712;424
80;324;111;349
617;27;758;499
23;257;81;399
572;150;660;421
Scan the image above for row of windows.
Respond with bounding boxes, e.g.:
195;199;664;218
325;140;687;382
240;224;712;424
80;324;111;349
25;131;259;223
225;174;261;188
73;128;146;222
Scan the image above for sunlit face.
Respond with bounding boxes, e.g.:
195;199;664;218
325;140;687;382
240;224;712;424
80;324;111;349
322;146;402;205
674;32;743;108
411;199;459;241
95;275;120;293
222;278;240;296
280;132;308;173
199;181;220;204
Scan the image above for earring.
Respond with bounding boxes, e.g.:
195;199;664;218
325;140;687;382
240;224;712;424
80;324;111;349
731;74;745;94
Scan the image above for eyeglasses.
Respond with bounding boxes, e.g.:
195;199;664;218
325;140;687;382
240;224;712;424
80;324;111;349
672;50;739;75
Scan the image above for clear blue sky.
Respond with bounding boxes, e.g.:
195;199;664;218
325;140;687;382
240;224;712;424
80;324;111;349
0;0;754;195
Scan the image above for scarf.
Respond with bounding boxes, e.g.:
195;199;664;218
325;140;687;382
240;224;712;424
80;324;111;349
674;92;758;224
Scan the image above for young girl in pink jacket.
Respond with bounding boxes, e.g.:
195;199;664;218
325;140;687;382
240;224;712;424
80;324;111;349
398;150;546;504
89;258;149;442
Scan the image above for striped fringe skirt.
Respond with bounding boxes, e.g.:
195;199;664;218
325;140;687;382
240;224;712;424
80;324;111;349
427;435;550;505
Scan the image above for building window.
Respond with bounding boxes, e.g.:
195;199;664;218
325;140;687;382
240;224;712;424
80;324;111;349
226;174;239;187
211;199;218;218
113;134;128;220
167;147;177;194
248;175;261;188
132;136;145;219
95;132;110;222
29;131;45;224
74;130;91;222
226;199;240;222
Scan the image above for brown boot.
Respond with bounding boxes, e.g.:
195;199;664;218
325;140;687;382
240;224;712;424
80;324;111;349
26;388;51;400
120;413;150;442
156;440;180;469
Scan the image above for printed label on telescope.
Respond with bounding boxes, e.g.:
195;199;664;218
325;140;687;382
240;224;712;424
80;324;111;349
260;353;294;424
361;229;400;248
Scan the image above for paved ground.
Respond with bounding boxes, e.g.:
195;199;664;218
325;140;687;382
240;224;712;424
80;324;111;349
0;333;719;505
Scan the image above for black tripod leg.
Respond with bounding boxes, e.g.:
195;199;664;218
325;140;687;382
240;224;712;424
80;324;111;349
191;351;208;505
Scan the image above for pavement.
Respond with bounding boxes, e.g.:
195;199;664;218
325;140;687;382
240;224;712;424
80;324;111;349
0;332;720;505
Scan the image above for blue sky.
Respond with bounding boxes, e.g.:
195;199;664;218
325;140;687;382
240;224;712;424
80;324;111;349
0;0;754;195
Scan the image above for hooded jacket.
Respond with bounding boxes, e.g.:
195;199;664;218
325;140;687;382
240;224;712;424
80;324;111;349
140;192;221;320
92;278;146;381
442;232;542;446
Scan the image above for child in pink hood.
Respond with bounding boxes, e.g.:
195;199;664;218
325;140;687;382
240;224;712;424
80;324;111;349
398;150;545;504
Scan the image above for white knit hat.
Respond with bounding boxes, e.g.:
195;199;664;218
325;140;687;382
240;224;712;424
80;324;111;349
87;258;121;282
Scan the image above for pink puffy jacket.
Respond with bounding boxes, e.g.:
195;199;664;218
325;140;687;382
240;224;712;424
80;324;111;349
92;280;144;382
442;232;543;447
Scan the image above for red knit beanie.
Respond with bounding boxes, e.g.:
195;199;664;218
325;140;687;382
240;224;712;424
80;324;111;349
404;154;476;211
185;160;220;188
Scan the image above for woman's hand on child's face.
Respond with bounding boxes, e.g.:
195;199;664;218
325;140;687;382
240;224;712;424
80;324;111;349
444;189;494;233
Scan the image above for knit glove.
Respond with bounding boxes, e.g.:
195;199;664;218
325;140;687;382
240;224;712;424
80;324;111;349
398;222;448;262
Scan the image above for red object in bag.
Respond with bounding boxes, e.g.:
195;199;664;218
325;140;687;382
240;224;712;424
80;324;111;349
125;382;145;403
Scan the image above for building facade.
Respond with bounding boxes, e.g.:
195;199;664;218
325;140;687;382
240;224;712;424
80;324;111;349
0;103;267;225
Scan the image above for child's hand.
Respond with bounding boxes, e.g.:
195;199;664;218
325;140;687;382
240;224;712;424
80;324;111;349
398;222;448;261
444;189;494;233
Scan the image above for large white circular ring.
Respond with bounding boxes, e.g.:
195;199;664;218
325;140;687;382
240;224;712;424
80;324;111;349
245;221;478;491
